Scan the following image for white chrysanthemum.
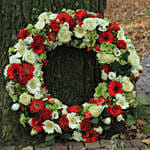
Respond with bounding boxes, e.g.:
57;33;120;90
128;50;140;69
23;50;37;64
101;70;108;81
11;103;20;111
116;99;129;109
67;113;81;129
83;18;97;31
62;105;68;114
114;48;121;57
122;76;134;92
19;92;32;106
34;91;43;99
96;18;109;31
24;37;33;44
72;131;83;142
73;25;86;39
49;13;58;20
15;42;28;57
38;12;50;24
35;20;45;30
33;64;43;77
117;114;125;122
94;126;103;134
6;81;15;91
103;117;111;125
9;55;21;64
52;111;59;119
117;28;126;40
58;26;72;43
26;77;41;94
108;72;116;80
43;120;62;134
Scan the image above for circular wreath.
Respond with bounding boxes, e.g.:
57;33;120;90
4;9;143;144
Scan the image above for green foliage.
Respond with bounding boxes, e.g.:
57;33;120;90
60;132;72;140
143;125;150;134
136;93;149;105
91;118;99;124
43;135;55;146
126;114;136;126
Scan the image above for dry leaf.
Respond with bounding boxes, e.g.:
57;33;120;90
136;119;146;128
22;146;33;150
120;133;126;140
142;138;150;145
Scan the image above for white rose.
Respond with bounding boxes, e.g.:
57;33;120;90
72;131;83;142
96;18;109;31
49;13;58;20
97;52;114;64
83;18;97;31
38;12;50;23
23;50;37;64
101;70;108;81
9;55;21;64
117;28;126;40
73;25;86;39
103;117;111;125
11;103;20;111
57;26;72;43
24;37;33;44
122;77;134;92
108;72;116;80
131;68;139;77
19;92;32;106
116;99;129;109
35;20;45;30
128;50;140;68
94;126;103;134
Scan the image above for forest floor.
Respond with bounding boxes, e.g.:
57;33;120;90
105;0;150;60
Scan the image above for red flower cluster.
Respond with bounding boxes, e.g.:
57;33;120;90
7;63;34;84
30;99;44;113
31;33;45;54
107;105;123;117
93;44;100;51
39;108;52;121
108;81;123;96
67;105;81;113
116;40;127;49
73;9;88;21
104;64;110;74
80;119;91;132
50;19;59;32
98;32;114;44
89;97;107;105
57;12;71;24
31;118;44;132
107;22;120;32
84;111;92;119
58;115;69;131
83;129;99;143
18;28;30;40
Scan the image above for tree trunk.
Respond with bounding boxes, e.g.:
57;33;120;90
0;0;107;145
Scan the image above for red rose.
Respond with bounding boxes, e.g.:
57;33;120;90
50;19;59;32
56;12;71;24
104;64;110;74
73;9;88;21
7;64;23;80
33;33;45;44
31;42;45;54
108;81;123;96
84;111;92;119
80;119;91;132
23;63;34;75
30;99;44;113
116;40;127;49
107;105;123;117
47;32;57;42
67;105;81;113
39;108;52;121
19;73;33;85
83;129;99;143
18;28;30;40
58;115;69;131
107;22;120;32
98;32;114;44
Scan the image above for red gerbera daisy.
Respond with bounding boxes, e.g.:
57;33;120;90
73;9;88;21
107;22;120;32
39;108;52;121
7;64;23;80
57;115;69;131
33;33;45;44
50;19;59;32
19;73;33;85
116;40;127;49
30;99;44;113
69;17;76;28
18;28;30;40
57;12;71;24
98;32;114;44
108;81;123;96
31;42;45;54
47;32;57;42
67;105;81;113
22;63;34;75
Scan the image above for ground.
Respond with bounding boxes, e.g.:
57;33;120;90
1;0;150;149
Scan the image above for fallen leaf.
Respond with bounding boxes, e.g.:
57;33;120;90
22;146;33;150
142;138;150;145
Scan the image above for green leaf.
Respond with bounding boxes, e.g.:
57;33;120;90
60;133;71;140
126;114;136;126
91;118;99;124
143;125;150;134
103;125;111;130
45;135;54;142
136;93;149;105
44;138;55;146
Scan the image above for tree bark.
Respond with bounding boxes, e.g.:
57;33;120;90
0;0;107;145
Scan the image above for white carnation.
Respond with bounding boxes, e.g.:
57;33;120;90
23;50;37;64
73;25;86;39
83;18;97;31
19;92;32;106
72;131;83;142
35;20;45;30
108;72;116;80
